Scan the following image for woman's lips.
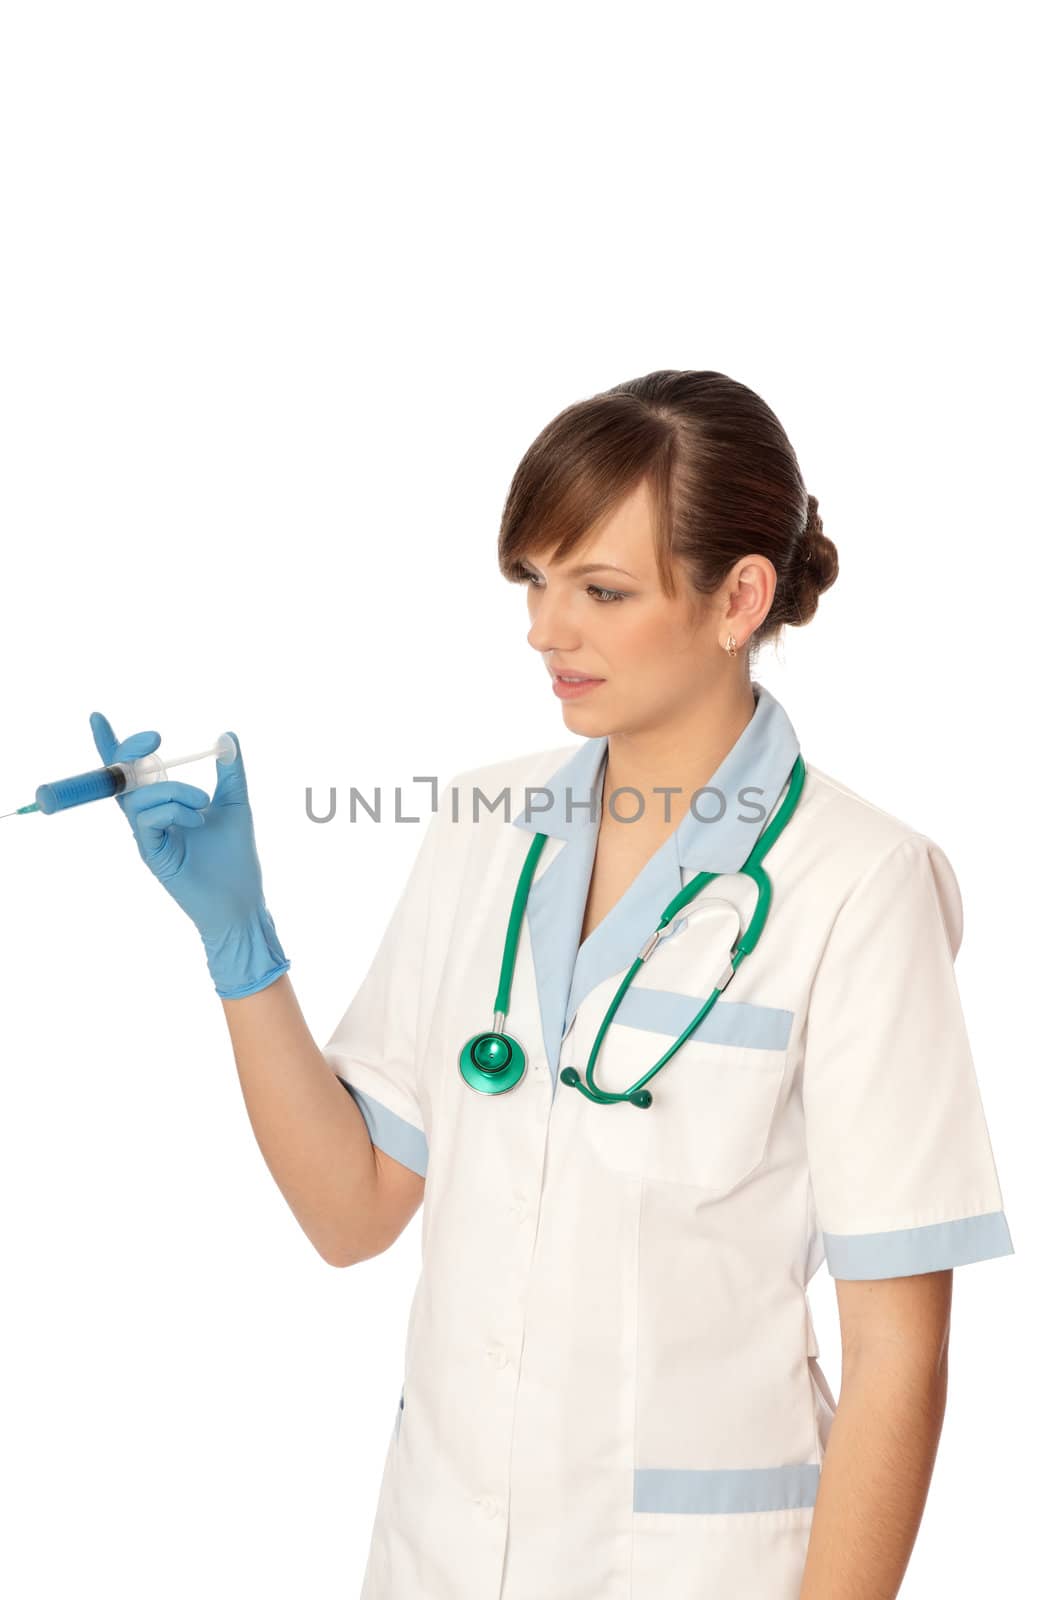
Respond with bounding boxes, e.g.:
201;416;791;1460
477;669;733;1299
552;675;604;700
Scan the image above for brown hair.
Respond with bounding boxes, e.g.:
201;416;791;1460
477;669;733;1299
497;369;839;655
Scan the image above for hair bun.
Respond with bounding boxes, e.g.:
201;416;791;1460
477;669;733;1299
791;492;838;624
803;494;823;554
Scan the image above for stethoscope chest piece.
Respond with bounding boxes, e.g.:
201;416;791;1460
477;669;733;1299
459;1028;528;1094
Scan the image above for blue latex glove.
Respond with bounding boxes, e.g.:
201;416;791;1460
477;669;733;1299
90;713;291;1000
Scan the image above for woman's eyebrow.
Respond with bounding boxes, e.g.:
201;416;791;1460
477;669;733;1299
524;560;638;579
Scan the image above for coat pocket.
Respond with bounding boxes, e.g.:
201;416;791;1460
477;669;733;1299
564;982;791;1195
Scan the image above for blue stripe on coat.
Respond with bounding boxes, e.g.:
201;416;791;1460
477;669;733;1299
614;986;793;1051
634;1463;820;1514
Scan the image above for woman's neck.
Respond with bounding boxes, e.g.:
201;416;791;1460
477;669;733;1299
601;679;757;829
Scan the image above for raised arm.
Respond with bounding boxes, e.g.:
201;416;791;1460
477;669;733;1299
89;711;426;1267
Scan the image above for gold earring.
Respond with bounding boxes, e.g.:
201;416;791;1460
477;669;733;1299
724;634;737;657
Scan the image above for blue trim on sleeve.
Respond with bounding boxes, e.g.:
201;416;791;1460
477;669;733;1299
336;1080;428;1178
634;1463;820;1514
823;1209;1014;1279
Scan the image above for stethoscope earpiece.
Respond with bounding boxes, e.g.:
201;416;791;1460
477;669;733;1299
560;1065;654;1109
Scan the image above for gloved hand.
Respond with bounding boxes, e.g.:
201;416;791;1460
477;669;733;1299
90;712;291;1000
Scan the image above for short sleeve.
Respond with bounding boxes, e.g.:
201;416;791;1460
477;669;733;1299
321;806;444;1179
801;833;1015;1279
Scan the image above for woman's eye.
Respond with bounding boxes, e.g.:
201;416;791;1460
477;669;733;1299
516;567;627;603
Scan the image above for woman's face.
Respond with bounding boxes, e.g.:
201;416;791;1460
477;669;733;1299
520;478;775;736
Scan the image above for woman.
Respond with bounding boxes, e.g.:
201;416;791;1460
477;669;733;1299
92;369;1014;1600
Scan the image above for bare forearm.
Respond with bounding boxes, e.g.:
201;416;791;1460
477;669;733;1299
219;972;378;1266
799;1349;948;1598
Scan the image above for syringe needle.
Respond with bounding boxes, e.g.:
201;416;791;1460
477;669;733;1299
1;803;39;818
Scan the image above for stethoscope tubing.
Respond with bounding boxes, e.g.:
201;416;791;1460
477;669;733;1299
574;867;765;1107
462;754;806;1108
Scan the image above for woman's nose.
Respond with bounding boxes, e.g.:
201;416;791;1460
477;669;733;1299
527;614;581;654
526;589;579;654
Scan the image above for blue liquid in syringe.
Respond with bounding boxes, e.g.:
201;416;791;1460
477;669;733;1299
2;734;236;818
35;765;132;814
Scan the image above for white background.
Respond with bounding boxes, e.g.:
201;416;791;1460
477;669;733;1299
1;3;1056;1595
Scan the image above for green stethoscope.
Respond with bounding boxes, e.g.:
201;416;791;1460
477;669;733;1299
459;753;806;1109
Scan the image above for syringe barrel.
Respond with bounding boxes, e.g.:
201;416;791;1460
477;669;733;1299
36;765;125;815
34;735;234;815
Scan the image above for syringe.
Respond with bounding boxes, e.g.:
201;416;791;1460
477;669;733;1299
1;733;237;817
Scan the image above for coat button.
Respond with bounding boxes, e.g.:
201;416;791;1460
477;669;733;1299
486;1341;509;1368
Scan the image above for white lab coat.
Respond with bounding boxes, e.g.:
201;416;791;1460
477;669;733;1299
322;681;1013;1600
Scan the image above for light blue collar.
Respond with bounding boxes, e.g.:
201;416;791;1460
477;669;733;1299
509;682;801;1089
